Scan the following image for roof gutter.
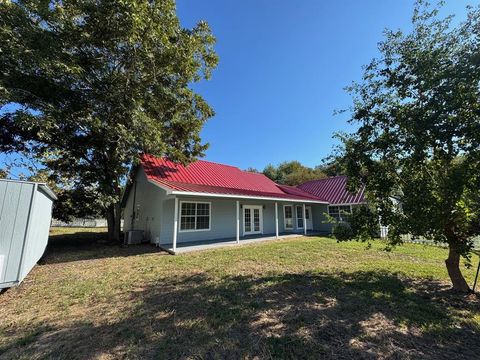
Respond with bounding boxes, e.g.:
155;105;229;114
328;202;367;206
169;190;329;204
38;184;58;201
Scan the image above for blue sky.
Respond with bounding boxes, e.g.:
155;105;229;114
0;1;473;178
176;0;472;170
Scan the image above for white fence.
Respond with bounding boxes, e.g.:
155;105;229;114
51;218;108;228
379;226;389;239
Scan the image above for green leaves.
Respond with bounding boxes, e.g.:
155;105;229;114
0;0;218;233
262;161;328;186
339;1;480;259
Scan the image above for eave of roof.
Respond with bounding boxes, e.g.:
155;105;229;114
147;178;329;204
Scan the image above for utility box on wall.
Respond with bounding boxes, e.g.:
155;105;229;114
0;179;57;289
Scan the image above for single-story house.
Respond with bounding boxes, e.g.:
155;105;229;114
123;155;335;252
122;155;367;253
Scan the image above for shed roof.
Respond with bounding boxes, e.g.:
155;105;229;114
297;176;365;205
140;154;327;203
0;179;57;201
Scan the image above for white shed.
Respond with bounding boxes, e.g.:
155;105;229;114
0;179;57;289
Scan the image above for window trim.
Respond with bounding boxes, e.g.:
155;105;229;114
178;201;212;233
295;205;304;229
283;204;294;230
328;205;352;222
305;206;313;230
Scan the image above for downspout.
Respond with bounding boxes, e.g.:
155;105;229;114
130;181;137;230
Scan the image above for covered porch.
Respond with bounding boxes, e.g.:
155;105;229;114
165;195;329;254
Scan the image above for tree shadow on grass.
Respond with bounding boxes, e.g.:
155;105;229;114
41;230;164;265
1;271;479;359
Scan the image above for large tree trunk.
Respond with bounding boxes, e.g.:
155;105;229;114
445;245;471;293
106;202;122;243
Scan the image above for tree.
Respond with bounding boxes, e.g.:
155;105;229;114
0;168;7;179
315;160;345;177
0;0;218;242
262;161;326;186
337;1;480;292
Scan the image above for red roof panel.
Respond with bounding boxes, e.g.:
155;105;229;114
140;154;327;202
297;176;365;205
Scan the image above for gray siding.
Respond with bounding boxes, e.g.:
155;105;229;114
19;188;53;281
0;180;55;288
124;167;168;243
311;204;332;232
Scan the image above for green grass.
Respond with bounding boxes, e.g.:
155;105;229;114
0;228;479;359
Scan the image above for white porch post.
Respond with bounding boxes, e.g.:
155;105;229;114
236;201;240;244
275;202;279;239
173;197;179;252
303;203;307;235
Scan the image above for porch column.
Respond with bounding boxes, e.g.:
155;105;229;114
275;202;279;239
173;197;179;252
236;201;240;244
303;204;307;235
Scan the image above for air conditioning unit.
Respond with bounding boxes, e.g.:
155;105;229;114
124;230;144;245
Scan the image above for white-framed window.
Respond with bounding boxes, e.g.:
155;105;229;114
328;205;352;222
284;205;293;230
179;201;211;232
296;205;304;229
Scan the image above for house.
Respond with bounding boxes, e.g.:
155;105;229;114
122;155;331;253
297;175;366;223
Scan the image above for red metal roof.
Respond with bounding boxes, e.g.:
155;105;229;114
140;154;327;202
297;176;365;205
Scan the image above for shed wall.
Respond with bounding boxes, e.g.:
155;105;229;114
19;187;53;281
0;181;34;284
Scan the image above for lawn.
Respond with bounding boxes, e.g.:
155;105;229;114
0;228;479;359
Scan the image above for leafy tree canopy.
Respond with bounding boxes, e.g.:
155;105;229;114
262;161;326;186
0;0;218;241
336;1;480;292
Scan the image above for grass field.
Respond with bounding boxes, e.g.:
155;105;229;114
0;228;479;359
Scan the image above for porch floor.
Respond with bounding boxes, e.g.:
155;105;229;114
158;231;327;254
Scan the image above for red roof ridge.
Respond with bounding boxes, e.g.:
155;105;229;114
192;158;240;170
300;175;347;184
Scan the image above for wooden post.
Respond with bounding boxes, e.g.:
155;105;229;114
275;202;279;239
303;204;307;235
236;201;240;244
173;197;179;253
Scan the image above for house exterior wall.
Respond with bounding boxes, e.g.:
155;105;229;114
310;204;331;233
123;167;168;243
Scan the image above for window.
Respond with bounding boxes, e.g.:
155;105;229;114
296;205;304;228
180;201;211;232
328;205;352;222
284;205;293;229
